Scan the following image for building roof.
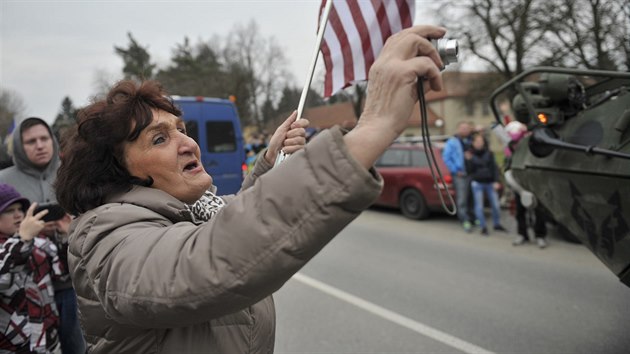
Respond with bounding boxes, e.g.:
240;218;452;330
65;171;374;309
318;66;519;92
407;102;441;126
425;71;503;101
302;101;357;129
270;71;500;130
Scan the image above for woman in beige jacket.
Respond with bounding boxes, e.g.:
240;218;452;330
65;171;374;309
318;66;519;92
55;25;447;353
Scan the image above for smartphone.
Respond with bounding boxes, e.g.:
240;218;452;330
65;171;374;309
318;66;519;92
33;203;66;222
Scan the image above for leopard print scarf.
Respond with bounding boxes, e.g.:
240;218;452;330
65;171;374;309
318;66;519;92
185;189;226;224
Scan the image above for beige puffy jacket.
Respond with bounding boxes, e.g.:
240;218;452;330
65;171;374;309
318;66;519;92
67;127;382;353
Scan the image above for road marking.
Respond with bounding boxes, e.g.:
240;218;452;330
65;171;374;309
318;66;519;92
292;273;496;354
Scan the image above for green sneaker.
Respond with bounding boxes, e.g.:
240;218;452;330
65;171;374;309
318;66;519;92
463;221;472;233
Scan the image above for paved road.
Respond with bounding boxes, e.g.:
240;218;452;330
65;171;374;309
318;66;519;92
273;209;630;354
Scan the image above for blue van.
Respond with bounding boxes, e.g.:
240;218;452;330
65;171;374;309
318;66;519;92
172;96;245;195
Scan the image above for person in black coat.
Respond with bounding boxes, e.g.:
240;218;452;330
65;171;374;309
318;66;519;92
465;133;507;235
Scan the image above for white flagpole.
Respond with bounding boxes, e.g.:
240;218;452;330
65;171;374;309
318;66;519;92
274;0;334;166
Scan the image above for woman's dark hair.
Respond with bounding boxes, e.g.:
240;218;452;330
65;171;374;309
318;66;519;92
56;80;181;215
471;132;488;150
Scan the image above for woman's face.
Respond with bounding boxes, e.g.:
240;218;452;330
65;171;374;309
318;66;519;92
473;136;485;150
0;203;24;236
124;109;212;204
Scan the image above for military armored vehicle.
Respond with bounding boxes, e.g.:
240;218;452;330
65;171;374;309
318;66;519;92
489;67;630;287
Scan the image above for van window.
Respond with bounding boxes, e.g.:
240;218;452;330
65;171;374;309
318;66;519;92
185;121;199;143
206;121;236;153
376;149;410;167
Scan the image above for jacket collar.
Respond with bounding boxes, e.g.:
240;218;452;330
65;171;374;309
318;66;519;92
106;186;194;223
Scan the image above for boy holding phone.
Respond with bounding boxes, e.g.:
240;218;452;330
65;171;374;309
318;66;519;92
0;117;85;353
0;183;62;353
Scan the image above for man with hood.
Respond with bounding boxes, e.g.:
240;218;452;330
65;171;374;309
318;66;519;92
0;117;59;203
0;117;86;354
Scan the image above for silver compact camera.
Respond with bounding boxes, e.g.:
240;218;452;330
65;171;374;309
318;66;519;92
432;38;458;67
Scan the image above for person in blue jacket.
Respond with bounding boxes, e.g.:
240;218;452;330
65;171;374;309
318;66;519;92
442;121;473;231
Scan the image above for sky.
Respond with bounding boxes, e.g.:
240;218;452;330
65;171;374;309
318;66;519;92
1;0;441;124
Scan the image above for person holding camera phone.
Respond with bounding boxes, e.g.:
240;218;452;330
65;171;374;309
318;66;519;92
0;183;64;353
0;118;86;354
54;25;447;353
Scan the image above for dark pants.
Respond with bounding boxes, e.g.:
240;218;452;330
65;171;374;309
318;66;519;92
515;193;547;239
55;288;86;354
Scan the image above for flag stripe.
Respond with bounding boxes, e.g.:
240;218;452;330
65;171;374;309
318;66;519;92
371;0;392;43
323;22;346;94
335;1;367;83
385;0;404;34
318;1;334;97
329;6;355;88
357;1;384;70
321;41;334;96
347;0;374;77
320;0;415;97
397;0;413;28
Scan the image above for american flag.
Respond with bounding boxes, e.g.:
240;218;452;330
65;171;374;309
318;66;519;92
319;0;416;97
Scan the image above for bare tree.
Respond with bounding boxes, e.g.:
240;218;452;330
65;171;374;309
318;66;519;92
433;0;629;77
0;88;26;136
435;0;548;79
543;0;629;71
0;89;26;166
224;20;293;129
92;68;121;100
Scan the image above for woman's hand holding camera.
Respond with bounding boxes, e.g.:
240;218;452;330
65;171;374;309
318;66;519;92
344;25;447;169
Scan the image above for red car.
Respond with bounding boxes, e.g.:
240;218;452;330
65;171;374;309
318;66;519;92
373;143;454;219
